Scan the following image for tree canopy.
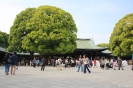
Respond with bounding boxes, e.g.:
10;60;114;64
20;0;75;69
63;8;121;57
0;31;9;48
8;5;77;55
109;13;133;56
96;43;109;49
8;8;36;52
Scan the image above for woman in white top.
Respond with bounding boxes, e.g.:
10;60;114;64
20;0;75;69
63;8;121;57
83;55;91;73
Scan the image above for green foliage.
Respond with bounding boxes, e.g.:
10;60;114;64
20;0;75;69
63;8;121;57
109;13;133;56
0;31;9;48
8;8;36;52
8;5;77;55
96;43;109;49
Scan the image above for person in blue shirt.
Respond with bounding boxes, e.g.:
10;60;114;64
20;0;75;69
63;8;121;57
37;59;40;67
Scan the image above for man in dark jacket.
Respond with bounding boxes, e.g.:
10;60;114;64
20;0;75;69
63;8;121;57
41;57;46;71
2;53;10;75
10;52;18;75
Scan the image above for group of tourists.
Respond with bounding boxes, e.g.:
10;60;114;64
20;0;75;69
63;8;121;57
99;57;124;70
31;57;46;71
2;52;18;75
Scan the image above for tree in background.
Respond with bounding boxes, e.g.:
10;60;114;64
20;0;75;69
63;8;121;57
0;31;9;48
97;43;109;49
8;5;77;57
109;13;133;57
8;8;36;53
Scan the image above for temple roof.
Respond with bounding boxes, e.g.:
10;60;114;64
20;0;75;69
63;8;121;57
0;38;108;54
76;38;107;50
0;47;8;53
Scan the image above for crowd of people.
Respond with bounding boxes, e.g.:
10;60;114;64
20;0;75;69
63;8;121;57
2;53;133;75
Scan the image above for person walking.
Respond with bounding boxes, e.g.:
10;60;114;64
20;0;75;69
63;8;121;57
117;57;124;70
41;57;46;71
83;55;91;74
10;52;18;75
2;53;10;75
77;55;83;72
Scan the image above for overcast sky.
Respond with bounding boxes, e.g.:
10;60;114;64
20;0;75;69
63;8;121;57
0;0;133;44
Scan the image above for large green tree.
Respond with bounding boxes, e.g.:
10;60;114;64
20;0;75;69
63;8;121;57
8;5;77;56
8;8;36;53
0;31;9;48
109;13;133;56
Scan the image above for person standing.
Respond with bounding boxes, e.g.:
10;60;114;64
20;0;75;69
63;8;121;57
33;58;36;68
131;60;133;70
89;58;93;67
37;59;40;67
105;58;109;70
94;59;97;68
41;57;46;71
10;52;18;75
113;58;117;70
71;58;75;69
101;58;105;70
2;53;10;75
57;57;62;70
117;57;124;70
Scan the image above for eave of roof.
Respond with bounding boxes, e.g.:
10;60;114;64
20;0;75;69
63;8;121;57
0;47;8;53
101;50;112;54
76;38;107;50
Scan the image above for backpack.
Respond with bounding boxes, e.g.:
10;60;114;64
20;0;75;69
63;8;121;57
8;57;12;63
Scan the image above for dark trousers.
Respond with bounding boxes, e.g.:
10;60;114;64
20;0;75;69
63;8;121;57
33;63;36;68
84;64;91;73
118;64;123;70
41;65;45;71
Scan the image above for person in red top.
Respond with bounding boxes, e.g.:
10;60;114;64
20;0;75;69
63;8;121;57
94;59;97;68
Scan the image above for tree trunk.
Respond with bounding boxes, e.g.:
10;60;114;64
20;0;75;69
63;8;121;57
30;52;34;60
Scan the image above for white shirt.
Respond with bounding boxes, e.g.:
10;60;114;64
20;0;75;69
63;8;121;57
83;58;88;64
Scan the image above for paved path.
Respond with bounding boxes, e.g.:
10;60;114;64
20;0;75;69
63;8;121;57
0;65;132;88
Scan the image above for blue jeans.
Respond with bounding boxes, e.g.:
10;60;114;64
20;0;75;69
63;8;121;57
84;64;91;73
5;64;10;74
77;64;83;72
